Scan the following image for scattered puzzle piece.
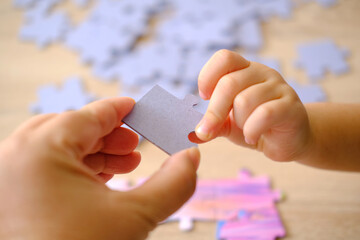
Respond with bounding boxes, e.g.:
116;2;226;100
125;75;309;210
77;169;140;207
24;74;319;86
65;19;134;66
237;18;263;51
315;0;337;7
122;85;203;155
73;0;91;7
106;169;285;237
181;48;214;84
216;207;285;240
166;170;282;231
243;53;282;73
298;0;337;7
288;80;327;103
20;11;71;48
256;0;294;20
30;77;95;114
13;0;36;8
294;39;349;81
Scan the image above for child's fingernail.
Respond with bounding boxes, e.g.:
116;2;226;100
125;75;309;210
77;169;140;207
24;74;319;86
199;91;208;100
187;147;200;170
245;137;255;145
195;119;211;140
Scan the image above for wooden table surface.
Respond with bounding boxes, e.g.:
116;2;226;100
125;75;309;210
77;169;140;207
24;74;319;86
1;0;360;239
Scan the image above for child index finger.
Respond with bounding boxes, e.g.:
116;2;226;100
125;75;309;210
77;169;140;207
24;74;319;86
198;49;250;100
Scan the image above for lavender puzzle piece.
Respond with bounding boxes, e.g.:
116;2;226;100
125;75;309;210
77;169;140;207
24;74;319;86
64;0;155;67
13;0;36;8
315;0;337;7
72;0;91;7
122;85;203;155
30;77;95;114
243;53;282;73
65;19;134;65
181;48;214;84
118;81;194;145
20;11;70;48
298;0;337;7
119;42;184;85
237;18;263;52
19;0;65;21
294;39;349;82
157;16;235;50
288;80;327;103
255;0;294;21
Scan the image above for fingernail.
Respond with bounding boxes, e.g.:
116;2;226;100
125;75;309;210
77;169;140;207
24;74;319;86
195;117;214;141
195;122;209;141
199;90;208;100
187;147;200;170
245;137;255;145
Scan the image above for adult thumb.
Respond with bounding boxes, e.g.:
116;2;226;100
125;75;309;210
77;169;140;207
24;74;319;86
128;147;200;223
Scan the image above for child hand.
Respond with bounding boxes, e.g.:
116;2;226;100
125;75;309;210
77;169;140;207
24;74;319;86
0;98;200;240
195;50;312;162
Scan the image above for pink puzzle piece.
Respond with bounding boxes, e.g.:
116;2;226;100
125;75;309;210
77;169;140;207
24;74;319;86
106;169;286;239
217;207;285;240
166;169;283;235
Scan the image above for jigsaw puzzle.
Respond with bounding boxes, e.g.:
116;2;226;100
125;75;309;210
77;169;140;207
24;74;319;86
106;169;286;239
122;85;203;155
73;0;91;7
16;0;335;108
288;80;327;103
20;11;71;48
294;39;349;81
30;77;95;114
216;207;285;240
237;18;263;51
298;0;338;7
243;53;282;73
166;169;283;231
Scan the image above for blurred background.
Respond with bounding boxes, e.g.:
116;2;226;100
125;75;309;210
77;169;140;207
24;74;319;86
0;0;360;239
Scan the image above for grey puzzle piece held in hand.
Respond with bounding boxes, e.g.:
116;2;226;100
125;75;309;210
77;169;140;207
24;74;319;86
122;85;203;155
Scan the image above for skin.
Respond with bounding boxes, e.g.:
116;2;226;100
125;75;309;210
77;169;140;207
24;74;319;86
0;97;200;240
195;49;360;172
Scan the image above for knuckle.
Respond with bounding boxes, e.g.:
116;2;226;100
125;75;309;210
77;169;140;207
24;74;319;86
215;49;236;63
263;65;282;79
234;93;249;110
282;84;301;102
233;95;249;127
258;104;274;121
49;112;87;159
219;74;239;93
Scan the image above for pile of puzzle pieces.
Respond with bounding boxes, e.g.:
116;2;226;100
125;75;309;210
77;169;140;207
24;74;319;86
107;169;285;239
12;0;350;114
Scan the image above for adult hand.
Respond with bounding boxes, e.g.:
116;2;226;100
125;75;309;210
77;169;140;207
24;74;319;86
0;97;200;240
